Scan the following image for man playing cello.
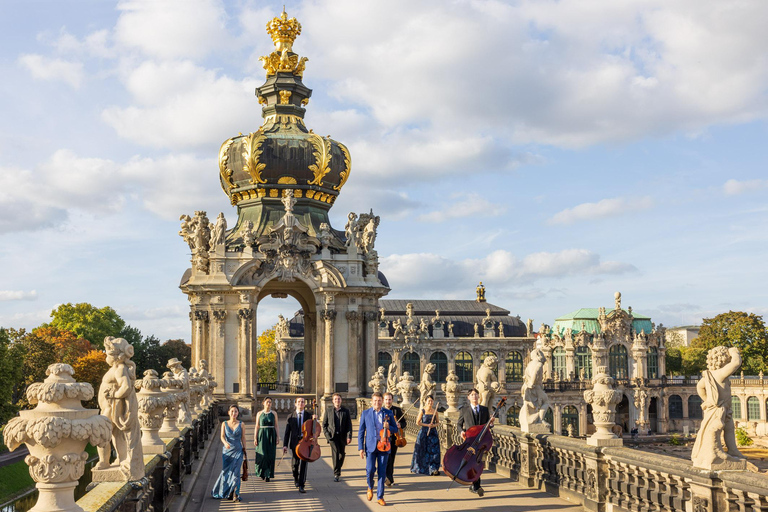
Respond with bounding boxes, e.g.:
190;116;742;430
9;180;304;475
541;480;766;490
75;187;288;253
383;392;406;487
456;388;493;496
359;392;400;506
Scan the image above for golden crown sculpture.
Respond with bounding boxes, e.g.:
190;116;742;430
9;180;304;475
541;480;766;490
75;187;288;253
260;9;308;77
266;9;302;52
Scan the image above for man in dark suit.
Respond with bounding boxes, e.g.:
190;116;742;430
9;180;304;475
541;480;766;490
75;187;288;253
322;393;352;482
358;392;400;506
383;392;406;486
456;388;492;497
283;396;314;493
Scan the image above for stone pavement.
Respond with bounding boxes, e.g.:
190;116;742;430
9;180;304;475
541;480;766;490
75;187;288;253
188;418;583;512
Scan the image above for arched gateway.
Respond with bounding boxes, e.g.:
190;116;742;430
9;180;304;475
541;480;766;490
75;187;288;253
178;10;389;414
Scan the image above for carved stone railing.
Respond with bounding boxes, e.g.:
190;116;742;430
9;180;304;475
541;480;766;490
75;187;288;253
357;397;768;512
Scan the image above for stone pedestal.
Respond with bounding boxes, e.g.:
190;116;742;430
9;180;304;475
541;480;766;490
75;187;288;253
518;435;538;487
584;366;623;447
137;370;174;454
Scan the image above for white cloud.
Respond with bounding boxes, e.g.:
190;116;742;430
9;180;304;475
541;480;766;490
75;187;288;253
548;197;654;225
0;290;38;301
418;194;507;223
723;179;768;195
18;54;83;88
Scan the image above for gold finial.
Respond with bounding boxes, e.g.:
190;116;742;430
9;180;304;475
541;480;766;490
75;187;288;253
266;9;302;52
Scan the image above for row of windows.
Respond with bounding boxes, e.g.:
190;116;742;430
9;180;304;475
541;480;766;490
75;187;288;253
668;394;765;421
506;405;579;435
375;350;527;383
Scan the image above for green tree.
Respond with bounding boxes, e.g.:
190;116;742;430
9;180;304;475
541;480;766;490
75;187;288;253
665;347;683;376
158;339;191;370
0;329;23;425
692;311;768;374
681;347;707;377
31;326;93;366
256;325;277;383
665;331;686;348
12;329;57;408
49;303;126;349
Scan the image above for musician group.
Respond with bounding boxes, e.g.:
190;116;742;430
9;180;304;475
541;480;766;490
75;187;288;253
213;389;497;506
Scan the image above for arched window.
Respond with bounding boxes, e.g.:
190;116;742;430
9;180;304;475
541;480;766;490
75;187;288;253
481;351;498;377
688;395;703;419
669;395;683;419
455;351;474;382
562;405;579;436
506;405;521;427
544;407;554;427
575;346;592;380
429;351;448;383
647;347;659;379
293;351;304;373
609;344;629;380
505;351;524;382
747;396;760;421
402;352;421;377
378;351;392;370
732;396;742;420
553;347;567;379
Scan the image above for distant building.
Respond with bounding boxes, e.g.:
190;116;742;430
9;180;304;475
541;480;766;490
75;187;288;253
665;325;700;347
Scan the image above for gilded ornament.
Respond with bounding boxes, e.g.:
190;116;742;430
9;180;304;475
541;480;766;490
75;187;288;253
242;130;268;185
334;142;351;191
279;90;292;105
266;9;302;52
294;57;308;78
218;138;235;190
258;96;267;105
308;133;332;186
301;98;309;107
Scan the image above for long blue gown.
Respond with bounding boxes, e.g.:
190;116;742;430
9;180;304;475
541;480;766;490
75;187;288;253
211;422;244;499
410;410;441;475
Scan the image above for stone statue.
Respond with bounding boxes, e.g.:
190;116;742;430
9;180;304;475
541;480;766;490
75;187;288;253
361;217;378;253
136;369;174;454
397;372;418;405
392;318;404;339
526;318;533;337
318;222;333;249
298;371;304;388
691;346;748;470
344;212;358;248
566;423;574;437
167;358;192;426
418;363;437;405
369;366;386;394
579;367;586;381
633;389;649;429
448;323;454;337
442;369;460;413
179;214;194;249
197;359;215;407
387;362;398;397
242;220;256;246
519;348;551;433
419;317;429;335
583;366;624;446
210;212;227;248
476;355;501;407
276;314;289;339
94;337;144;481
474;323;479;337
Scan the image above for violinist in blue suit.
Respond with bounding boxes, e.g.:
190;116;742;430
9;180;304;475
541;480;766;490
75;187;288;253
358;392;400;506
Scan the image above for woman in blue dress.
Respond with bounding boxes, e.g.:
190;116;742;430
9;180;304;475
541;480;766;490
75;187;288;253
211;404;247;501
410;395;441;476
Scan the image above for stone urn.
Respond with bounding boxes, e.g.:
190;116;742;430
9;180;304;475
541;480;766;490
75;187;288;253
158;371;183;437
2;364;112;512
441;370;461;414
583;366;623;447
137;369;175;453
188;368;204;418
396;372;418;406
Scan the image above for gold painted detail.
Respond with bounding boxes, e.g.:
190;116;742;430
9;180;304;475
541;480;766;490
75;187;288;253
262;114;305;127
308;133;332;186
218;138;235;190
277;176;298;184
279;90;292;105
258;96;267;105
242;130;268;185
259;51;308;77
334;142;351;191
266;9;301;52
301;98;309;107
230;187;334;205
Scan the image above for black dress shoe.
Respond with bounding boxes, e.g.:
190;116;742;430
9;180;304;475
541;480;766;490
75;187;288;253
299;487;306;493
469;487;477;494
294;481;299;488
477;487;484;497
266;477;270;482
334;476;340;482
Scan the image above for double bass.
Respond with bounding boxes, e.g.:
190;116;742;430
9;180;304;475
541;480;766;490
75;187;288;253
295;399;322;462
442;396;507;487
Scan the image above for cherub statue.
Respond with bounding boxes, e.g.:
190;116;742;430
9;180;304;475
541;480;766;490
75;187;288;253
368;366;387;394
519;348;551;432
167;358;192;426
476;355;501;407
344;212;358;248
419;363;437;405
387;362;398;397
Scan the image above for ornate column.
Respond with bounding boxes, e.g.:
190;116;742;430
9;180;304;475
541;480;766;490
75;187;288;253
364;308;378;396
193;310;209;367
321;308;337;398
565;333;575;380
211;309;226;394
553;405;562;435
632;333;648;380
347;310;361;395
237;307;253;396
579;402;588;437
542;347;553;380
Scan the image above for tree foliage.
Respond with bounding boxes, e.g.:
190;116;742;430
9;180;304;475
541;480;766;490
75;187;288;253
692;311;768;375
49;303;126;349
0;329;23;425
665;347;683;376
159;339;191;371
71;350;109;408
257;325;277;382
31;326;93;366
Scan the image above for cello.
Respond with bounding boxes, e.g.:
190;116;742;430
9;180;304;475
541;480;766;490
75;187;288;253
442;396;506;488
295;399;322;462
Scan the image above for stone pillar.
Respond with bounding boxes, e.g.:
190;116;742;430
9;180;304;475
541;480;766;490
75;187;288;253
542;347;553;380
658;346;667;377
553;405;562;435
682;394;690;419
518;435;538;488
347;310;360;396
237;307;253;397
579;402;588;437
364;309;378;396
193;309;209;367
322;308;337;398
211;309;226;394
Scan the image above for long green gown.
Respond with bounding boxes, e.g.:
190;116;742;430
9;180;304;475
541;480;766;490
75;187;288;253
254;411;277;479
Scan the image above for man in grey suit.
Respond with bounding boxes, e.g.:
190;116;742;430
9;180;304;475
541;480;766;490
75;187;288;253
323;393;352;482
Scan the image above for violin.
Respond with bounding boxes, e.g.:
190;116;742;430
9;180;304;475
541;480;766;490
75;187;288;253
391;397;419;448
295;399;322;462
443;396;506;488
377;418;391;452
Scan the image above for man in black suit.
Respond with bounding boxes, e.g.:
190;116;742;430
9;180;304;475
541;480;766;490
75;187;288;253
456;388;492;497
383;392;406;486
283;396;314;493
322;393;352;482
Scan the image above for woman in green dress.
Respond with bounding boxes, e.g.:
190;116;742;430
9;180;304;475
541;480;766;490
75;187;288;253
253;397;279;481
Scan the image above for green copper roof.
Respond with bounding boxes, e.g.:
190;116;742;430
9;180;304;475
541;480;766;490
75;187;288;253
553;308;653;336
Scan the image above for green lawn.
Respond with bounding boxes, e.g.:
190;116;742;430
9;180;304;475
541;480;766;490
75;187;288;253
0;458;35;504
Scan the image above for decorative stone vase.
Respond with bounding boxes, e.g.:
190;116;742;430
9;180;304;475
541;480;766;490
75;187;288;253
137;369;174;453
441;370;460;414
583;366;623;446
396;372;418;406
188;368;204;418
2;364;112;512
159;371;183;437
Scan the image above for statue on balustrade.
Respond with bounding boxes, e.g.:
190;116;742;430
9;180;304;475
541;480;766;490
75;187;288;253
419;363;437;405
387;362;399;398
476;355;501;407
369;366;386;394
519;348;551;433
691;346;750;470
168;358;192;426
94;337;144;481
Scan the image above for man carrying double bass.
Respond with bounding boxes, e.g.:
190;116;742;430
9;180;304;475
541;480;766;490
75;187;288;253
456;388;493;497
283;397;315;493
383;392;406;487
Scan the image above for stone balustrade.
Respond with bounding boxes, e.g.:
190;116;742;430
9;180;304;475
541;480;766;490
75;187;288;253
358;397;768;512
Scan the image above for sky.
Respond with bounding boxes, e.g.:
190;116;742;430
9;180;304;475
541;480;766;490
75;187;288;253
1;0;767;342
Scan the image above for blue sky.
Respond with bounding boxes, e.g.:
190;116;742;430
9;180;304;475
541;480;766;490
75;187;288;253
1;0;767;341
